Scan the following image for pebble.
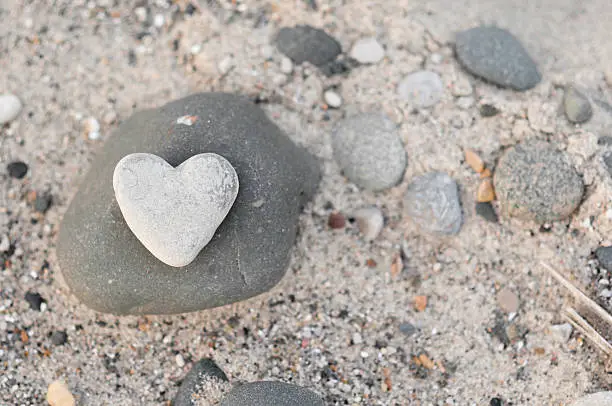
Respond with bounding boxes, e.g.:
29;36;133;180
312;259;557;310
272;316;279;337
280;57;293;74
328;212;346;229
570;392;612;406
404;172;463;235
51;331;68;346
397;70;444;108
7;161;28;179
455;27;541;90
494;142;584;223
475;202;498;223
549;323;572;343
34;193;53;213
84;117;100;140
57;93;320;314
113;153;239;268
175;354;185;368
0;234;10;252
323;89;342;108
25;291;45;311
476;178;495;202
464;148;485;173
349;37;385;64
275;25;341;67
173;358;230;406
0;93;22;124
497;287;519;313
217;55;235;75
595;246;612;271
219;381;324;406
456;96;475;110
564;86;592;124
351;206;384;241
399;322;417;337
47;381;75;406
479;104;500;117
332;113;407;191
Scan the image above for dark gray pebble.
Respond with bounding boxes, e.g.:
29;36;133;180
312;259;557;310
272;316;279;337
51;331;68;346
479;104;499;117
399;322;417;337
25;291;45;311
7;161;28;179
475;202;498;223
563;86;592;124
174;358;229;406
276;25;341;67
34;194;52;213
595;246;612;272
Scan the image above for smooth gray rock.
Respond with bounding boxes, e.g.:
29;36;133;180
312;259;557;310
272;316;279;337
0;93;22;124
220;382;324;406
275;25;341;67
397;71;444;108
595;246;612;271
404;172;463;235
332;113;406;191
57;93;320;314
564;86;593;123
113;153;239;267
494;141;583;223
570;392;612;406
174;358;229;406
455;27;541;90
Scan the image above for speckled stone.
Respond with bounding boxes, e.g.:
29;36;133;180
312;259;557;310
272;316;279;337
455;27;541;90
219;382;324;406
494;141;583;223
404;172;463;235
332;113;407;191
174;359;229;406
397;71;444;108
57;93;320;315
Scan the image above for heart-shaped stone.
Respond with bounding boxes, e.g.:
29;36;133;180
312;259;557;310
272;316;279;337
113;153;239;267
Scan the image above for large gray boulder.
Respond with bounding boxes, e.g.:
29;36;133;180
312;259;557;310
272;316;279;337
57;93;320;314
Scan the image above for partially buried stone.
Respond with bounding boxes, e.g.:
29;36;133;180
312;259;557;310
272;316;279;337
475;202;498;223
494;141;583;223
332;113;406;191
570;392;612;406
25;291;45;311
57;93;320;315
595;246;612;271
564;86;593;124
275;25;341;67
404;172;463;235
7;161;28;179
455;27;541;90
51;331;68;346
35;193;53;213
397;71;444;108
219;381;324;406
174;358;229;406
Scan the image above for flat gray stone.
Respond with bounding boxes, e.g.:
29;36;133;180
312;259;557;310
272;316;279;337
332;113;406;191
275;25;341;67
174;358;229;406
397;71;444;108
219;382;324;406
455;27;541;91
564;86;593;123
57;93;320;314
404;172;463;235
570;392;612;406
494;141;583;223
113;153;239;267
595;246;612;271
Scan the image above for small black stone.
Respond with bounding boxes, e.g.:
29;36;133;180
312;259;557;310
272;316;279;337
479;104;499;117
276;25;341;67
51;330;68;346
25;291;45;311
475;202;498;223
34;194;53;213
7;161;28;179
490;397;504;406
595;246;612;271
185;3;196;15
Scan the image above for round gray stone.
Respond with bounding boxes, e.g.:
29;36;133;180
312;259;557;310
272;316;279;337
404;172;463;235
397;71;444;108
564;86;593;123
57;93;320;315
595;246;612;271
494;141;583;223
174;358;229;406
570;392;612;406
455;27;541;91
332;113;407;191
350;37;385;64
275;25;341;67
219;382;324;406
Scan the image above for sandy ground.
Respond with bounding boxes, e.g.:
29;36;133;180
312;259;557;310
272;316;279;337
1;0;612;404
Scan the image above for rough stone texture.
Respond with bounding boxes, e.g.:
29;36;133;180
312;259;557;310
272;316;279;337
57;93;320;314
570;392;612;406
275;25;341;67
595;246;612;271
173;358;229;406
494;142;584;223
219;381;324;406
404;172;463;235
455;27;541;90
0;93;22;124
564;86;593;123
349;37;385;64
332;113;407;191
113;153;239;267
397;70;444;108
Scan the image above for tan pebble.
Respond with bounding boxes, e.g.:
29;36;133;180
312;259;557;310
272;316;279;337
497;287;519;313
480;168;492;178
464;148;485;173
477;178;495;202
47;380;75;406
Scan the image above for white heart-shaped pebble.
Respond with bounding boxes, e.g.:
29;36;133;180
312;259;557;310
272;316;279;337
113;153;239;267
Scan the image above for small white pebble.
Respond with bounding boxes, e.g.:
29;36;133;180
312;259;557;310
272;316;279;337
360;351;369;358
430;53;443;64
217;55;234;75
175;354;185;367
134;7;147;23
350;37;385;64
190;44;202;54
280;57;293;74
0;94;23;124
176;115;197;126
0;235;10;252
84;117;101;140
153;14;165;28
324;89;342;108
